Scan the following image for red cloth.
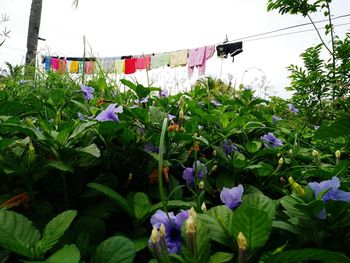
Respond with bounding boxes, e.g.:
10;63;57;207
124;58;137;74
136;56;151;70
51;58;59;70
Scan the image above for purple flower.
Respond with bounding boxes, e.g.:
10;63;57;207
134;97;149;105
168;114;175;121
77;112;85;121
272;115;282;122
144;142;160;153
287;103;299;114
95;103;123;122
221;140;239;155
182;161;207;186
160;89;169;98
80;85;95;100
262;132;283;148
150;210;189;254
308;176;350;219
220;184;244;209
211;99;222;107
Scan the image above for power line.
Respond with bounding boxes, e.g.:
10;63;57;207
243;22;350;42
227;13;350;43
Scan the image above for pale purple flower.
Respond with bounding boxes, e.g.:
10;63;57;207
221;140;239;155
287;103;299;114
168;114;175;121
262;132;283;148
77;112;85;121
160;89;169;98
95;104;123;122
220;184;244;209
211;99;222;107
272;115;282;122
80;85;95;100
308;176;350;219
182;161;207;186
134;97;149;105
150;210;189;254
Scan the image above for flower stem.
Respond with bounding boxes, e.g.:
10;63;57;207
158;118;169;216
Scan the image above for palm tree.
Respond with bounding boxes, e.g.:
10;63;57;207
25;0;43;66
25;0;78;68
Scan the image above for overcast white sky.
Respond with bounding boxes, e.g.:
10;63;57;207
1;0;350;98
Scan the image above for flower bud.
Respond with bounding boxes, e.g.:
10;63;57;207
212;150;217;157
288;176;295;185
179;109;184;120
278;157;284;166
189;207;197;220
335;150;341;159
288;149;293;155
186;215;197;259
292;182;305;197
198;181;205;190
277;153;281;157
150;227;159;244
159;224;166;239
312;150;319;158
237;232;247;250
28;142;35;164
128;173;133;181
201;202;207;212
238;232;247;263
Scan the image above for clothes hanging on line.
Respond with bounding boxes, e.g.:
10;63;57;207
42;41;243;75
216;41;243;61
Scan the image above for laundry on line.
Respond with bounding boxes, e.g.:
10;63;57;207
42;41;243;76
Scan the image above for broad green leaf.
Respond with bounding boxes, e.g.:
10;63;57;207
209;252;234;263
24;244;80;263
132;237;149;252
198;205;234;248
266;248;350;263
0;210;40;258
243;194;276;219
196;219;211;263
232;153;246;168
36;210;77;254
46;161;74;173
78;143;101;158
245;141;262;153
231;206;272;249
68;122;95;142
314;117;350;139
91;236;135;263
272;220;300;235
87;183;134;217
257;162;274;176
132;192;151;221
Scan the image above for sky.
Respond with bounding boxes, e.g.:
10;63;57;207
1;0;350;98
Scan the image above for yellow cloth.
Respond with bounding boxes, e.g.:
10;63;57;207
170;50;188;68
115;60;125;74
70;61;79;73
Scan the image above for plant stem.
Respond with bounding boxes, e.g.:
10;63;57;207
307;14;332;55
158;118;169;216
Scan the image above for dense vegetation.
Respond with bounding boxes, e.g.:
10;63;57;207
0;0;350;262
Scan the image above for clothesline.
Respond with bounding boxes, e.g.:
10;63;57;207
42;41;243;77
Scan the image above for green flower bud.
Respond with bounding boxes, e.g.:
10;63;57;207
335;150;341;159
312;150;319;158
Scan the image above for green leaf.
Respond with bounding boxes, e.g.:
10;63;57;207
232;153;246;168
209;252;234;263
243;194;276;219
0;210;40;258
198;205;234;248
149;200;196;215
132;237;149;252
257;163;274;176
266;248;350;263
272;220;300;235
231;206;272;249
87;183;134;218
36;210;77;254
78;143;101;158
91;236;135;263
314;117;350;139
245;141;262;153
132;192;151;221
46;161;74;173
24;244;81;263
68;122;95;142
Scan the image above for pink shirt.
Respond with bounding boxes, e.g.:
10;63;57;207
188;45;215;76
136;56;151;70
